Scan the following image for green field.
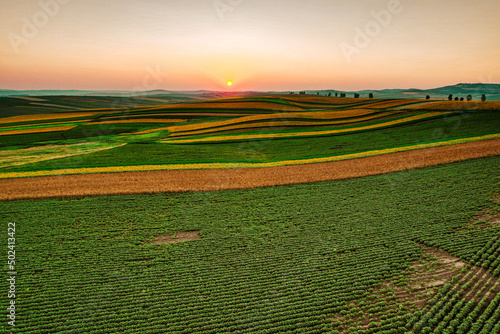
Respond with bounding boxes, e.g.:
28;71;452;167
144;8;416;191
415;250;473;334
1;94;500;333
1;157;499;333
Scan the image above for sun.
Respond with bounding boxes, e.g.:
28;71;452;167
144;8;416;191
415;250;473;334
227;80;232;86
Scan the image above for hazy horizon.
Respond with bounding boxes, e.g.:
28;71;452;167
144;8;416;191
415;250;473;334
2;0;499;92
1;82;500;95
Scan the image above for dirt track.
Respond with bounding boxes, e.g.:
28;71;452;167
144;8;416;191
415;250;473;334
1;139;499;201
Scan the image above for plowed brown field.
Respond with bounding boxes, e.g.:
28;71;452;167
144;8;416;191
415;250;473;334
1;139;498;201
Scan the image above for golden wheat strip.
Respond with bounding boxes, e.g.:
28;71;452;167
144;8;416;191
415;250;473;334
0;126;77;136
406;101;500;110
0;113;101;124
0;143;126;169
93;119;187;125
0;119;91;131
350;99;422;109
163;112;446;144
168;112;394;138
1;133;498;179
167;109;383;134
281;96;366;104
134;101;304;112
103;112;254;120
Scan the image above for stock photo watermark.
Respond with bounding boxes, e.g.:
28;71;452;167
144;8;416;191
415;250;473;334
214;0;243;21
340;0;404;63
6;222;17;327
8;0;71;54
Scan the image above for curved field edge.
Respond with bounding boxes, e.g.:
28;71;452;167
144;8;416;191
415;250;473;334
164;112;399;139
0;138;499;200
1;134;498;180
159;112;448;143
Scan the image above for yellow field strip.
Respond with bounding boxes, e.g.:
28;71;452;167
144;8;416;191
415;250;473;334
0;126;77;136
132;101;304;112
1;133;498;179
124;127;172;135
0;112;101;124
351;99;423;109
102;112;256;119
168;112;395;138
167;109;384;134
93;119;187;125
163;112;446;144
0;143;127;169
0;119;91;131
280;96;366;104
407;101;500;111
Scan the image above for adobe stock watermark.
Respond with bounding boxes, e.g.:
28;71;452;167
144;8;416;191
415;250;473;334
8;0;71;54
89;64;168;132
111;64;168;108
214;0;243;21
340;0;404;63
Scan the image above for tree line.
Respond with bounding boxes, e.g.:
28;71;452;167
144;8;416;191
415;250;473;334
291;91;487;101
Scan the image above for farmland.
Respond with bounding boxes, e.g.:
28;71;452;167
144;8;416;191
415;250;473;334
1;93;499;333
1;157;499;333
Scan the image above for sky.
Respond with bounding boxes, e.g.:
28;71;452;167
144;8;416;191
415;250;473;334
1;0;499;91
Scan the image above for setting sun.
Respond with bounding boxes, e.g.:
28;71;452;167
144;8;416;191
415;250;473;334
227;80;232;86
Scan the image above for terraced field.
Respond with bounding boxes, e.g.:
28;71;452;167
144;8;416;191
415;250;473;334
1;95;499;171
1;94;499;333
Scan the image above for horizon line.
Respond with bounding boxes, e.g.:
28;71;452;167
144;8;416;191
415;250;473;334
1;82;499;94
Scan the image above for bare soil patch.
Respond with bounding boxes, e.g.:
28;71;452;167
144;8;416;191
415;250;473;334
0;138;499;201
149;231;201;245
329;245;464;332
328;244;500;333
457;195;500;231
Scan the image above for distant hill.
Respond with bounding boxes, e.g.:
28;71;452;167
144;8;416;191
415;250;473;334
300;83;500;101
0;89;172;97
1;83;499;100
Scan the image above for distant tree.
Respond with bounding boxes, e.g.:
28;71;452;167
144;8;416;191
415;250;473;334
448;94;453;101
289;92;294;94
481;94;486;102
369;93;374;99
460;97;464;101
354;93;360;98
335;93;338;97
454;97;459;101
466;94;472;101
299;91;305;95
328;92;332;97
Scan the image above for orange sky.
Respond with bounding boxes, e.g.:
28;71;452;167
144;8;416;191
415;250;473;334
1;0;499;91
